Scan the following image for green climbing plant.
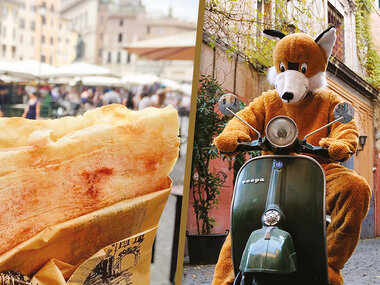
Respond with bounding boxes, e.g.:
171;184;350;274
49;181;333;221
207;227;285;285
355;0;380;88
191;75;229;235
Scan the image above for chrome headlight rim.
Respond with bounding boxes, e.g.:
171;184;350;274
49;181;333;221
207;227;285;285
262;209;281;226
265;116;298;148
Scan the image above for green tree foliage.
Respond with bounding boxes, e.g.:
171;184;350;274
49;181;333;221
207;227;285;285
204;0;326;71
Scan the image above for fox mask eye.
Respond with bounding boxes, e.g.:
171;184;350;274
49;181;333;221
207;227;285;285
301;63;308;73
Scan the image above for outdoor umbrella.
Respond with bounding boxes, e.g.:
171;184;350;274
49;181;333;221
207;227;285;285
48;61;118;78
73;76;124;87
124;31;196;60
0;60;37;80
122;73;161;85
7;59;57;79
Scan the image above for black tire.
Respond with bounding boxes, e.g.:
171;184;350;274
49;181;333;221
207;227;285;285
233;271;242;285
240;273;254;285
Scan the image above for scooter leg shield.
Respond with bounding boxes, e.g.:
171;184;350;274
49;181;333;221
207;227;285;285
239;227;297;275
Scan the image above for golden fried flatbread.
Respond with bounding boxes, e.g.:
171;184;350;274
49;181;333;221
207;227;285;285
0;104;179;255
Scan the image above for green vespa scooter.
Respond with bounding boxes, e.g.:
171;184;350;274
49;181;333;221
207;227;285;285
218;94;355;285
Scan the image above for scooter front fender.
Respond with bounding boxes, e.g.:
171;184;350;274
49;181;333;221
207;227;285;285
240;228;297;274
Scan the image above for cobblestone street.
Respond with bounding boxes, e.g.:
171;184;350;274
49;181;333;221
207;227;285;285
182;238;380;285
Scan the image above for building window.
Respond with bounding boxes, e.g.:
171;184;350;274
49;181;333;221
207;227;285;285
41;55;46;63
328;4;344;62
120;19;123;26
12;8;17;18
107;52;111;63
41;16;46;25
147;26;150;34
50;37;54;45
117;52;121;63
49;56;53;64
58;37;61;43
41;35;45;43
98;48;102;58
127;52;131;63
2;45;6;56
50;4;54;12
31;21;35;31
19;19;25;29
20;2;25;9
100;16;103;25
118;33;123;43
11;46;16;56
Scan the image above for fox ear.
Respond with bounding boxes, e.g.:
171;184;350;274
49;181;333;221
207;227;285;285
263;29;286;40
315;26;336;58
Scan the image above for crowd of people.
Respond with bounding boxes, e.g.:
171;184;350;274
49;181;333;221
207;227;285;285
13;82;191;120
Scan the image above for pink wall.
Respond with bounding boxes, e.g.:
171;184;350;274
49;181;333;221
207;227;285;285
187;157;234;235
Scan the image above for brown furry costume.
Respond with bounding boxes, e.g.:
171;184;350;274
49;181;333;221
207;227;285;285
212;28;371;285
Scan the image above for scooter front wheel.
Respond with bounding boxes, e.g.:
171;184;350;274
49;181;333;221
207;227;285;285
240;273;254;285
233;271;255;285
234;271;289;285
233;271;242;285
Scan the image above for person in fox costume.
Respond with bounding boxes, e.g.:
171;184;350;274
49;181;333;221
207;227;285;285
212;27;371;285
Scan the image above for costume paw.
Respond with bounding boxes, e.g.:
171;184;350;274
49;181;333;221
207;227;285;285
328;267;344;285
213;131;251;154
319;138;351;161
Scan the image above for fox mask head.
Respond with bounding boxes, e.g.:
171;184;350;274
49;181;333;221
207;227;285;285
265;27;336;104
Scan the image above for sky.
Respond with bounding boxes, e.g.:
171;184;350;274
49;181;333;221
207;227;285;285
141;0;199;23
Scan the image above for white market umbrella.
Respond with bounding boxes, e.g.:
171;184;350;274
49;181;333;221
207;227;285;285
0;59;37;80
73;76;124;87
8;59;57;78
122;73;160;85
49;61;118;78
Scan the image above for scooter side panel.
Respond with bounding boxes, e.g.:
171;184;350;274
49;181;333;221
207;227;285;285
231;155;328;284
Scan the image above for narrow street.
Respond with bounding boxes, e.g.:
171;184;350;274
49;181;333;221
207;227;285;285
182;238;380;285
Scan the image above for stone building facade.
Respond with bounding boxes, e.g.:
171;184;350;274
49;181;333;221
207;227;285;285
0;0;76;65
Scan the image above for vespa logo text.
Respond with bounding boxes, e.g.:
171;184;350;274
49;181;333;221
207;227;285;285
242;178;265;184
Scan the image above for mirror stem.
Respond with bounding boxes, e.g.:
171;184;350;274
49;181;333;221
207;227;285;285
303;116;343;141
226;107;261;139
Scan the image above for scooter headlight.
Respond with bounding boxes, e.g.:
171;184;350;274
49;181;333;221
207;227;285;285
263;210;281;226
266;116;298;148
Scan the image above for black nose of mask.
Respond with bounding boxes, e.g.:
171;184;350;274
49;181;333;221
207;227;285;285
282;92;294;101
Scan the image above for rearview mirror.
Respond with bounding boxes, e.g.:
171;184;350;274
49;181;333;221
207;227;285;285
218;93;241;116
333;102;355;124
218;93;261;139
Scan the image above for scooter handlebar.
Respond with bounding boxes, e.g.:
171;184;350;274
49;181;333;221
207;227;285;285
220;141;262;155
220;140;351;162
